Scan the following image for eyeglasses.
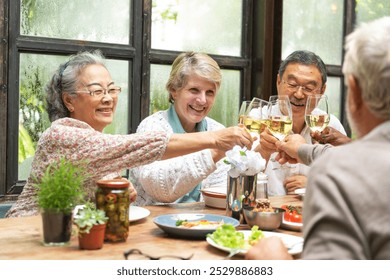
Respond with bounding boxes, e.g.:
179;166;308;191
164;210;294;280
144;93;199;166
74;85;121;98
124;248;193;260
282;80;320;95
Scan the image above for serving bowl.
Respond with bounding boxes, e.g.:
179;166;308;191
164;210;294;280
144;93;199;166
200;186;226;209
243;207;285;231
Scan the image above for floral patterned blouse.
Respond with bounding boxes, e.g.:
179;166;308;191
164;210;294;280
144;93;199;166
6;118;169;218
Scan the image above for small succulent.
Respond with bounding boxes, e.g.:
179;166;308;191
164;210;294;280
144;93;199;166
73;202;108;235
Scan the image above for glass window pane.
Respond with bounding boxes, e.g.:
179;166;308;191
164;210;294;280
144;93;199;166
20;0;130;44
282;0;344;65
150;64;240;127
103;60;130;136
18;54;129;180
356;0;390;24
152;0;242;56
208;70;240;127
149;65;170;114
324;77;342;120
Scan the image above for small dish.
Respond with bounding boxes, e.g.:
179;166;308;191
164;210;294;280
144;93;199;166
281;219;303;231
201;187;227;209
129;206;150;222
206;230;304;255
153;213;239;239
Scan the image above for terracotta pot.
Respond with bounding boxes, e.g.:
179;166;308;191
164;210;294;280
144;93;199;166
78;223;106;250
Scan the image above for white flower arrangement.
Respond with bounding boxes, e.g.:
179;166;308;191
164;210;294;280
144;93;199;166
224;145;266;178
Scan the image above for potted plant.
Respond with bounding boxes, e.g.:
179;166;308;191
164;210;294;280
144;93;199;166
74;202;108;250
35;158;86;246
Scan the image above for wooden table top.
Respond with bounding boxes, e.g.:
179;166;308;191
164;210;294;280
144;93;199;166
0;195;303;260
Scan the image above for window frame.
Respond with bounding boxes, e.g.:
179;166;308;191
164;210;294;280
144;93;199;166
3;0;143;195
0;0;358;197
0;0;259;196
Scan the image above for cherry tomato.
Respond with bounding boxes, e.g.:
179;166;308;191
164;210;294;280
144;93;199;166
291;213;302;223
281;204;302;223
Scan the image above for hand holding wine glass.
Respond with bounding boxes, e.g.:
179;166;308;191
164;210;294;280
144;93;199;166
305;94;330;133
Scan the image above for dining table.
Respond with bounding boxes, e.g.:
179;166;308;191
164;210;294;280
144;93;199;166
0;195;303;260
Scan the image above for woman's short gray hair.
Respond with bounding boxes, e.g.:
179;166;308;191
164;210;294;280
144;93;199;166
45;50;106;122
166;52;222;103
343;16;390;120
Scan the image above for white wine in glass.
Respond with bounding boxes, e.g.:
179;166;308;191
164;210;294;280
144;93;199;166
305;94;330;132
267;95;293;140
238;100;251;125
244;98;269;134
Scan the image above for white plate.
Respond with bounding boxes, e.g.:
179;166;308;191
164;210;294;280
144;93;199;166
207;230;304;255
281;218;303;231
129;206;150;222
153;213;239;239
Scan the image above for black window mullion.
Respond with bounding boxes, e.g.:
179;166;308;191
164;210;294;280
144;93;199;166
0;0;10;196
338;0;356;137
241;0;253;102
138;0;151;122
128;0;143;133
6;0;21;194
16;36;136;59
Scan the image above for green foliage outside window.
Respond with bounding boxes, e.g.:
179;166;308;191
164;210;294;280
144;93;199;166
356;0;390;23
19;65;50;163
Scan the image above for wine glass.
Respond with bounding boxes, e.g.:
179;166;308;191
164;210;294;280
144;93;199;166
267;95;293;141
268;95;279;103
305;94;330;133
238;100;251;125
244;98;269;135
267;96;294;172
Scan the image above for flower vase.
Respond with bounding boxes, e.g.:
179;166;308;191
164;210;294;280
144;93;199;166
226;174;257;224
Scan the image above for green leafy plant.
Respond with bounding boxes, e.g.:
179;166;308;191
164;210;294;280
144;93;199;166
35;158;87;213
74;202;108;235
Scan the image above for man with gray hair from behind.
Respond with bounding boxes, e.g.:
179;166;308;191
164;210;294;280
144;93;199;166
246;16;390;260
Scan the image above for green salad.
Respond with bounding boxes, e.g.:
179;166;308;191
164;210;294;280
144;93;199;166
207;224;264;249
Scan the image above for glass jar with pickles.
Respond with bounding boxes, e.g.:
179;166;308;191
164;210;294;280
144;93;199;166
96;179;130;242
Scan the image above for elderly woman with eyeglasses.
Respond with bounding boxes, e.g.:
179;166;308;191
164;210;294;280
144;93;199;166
6;50;253;218
130;52;234;205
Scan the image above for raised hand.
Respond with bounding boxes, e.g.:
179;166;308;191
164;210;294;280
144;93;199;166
212;126;254;151
310;126;352;146
254;128;279;161
274;134;307;164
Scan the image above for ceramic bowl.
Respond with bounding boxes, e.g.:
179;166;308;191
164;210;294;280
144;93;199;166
243;207;285;231
200;187;226;209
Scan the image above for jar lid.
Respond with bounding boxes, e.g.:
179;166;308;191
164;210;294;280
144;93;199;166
96;178;130;189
